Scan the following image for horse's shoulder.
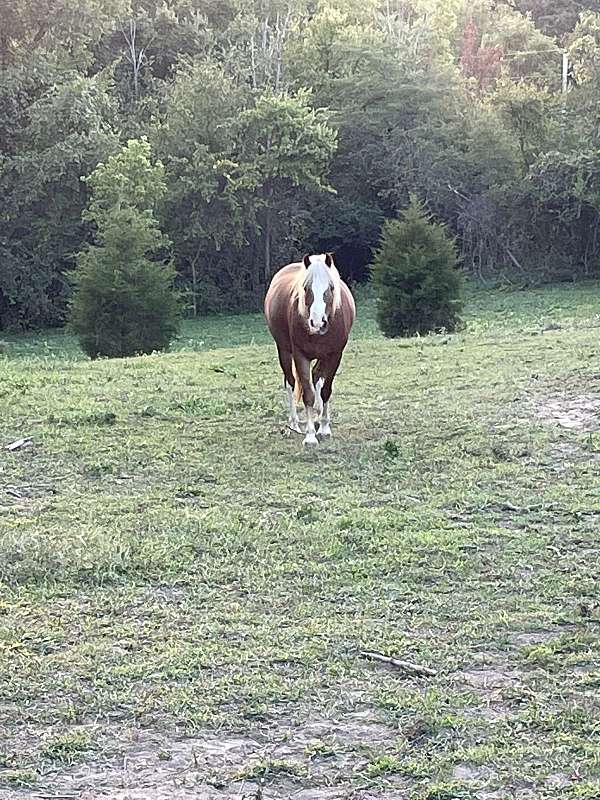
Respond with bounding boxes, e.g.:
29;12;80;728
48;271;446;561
339;281;356;311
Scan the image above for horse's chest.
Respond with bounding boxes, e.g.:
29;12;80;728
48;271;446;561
292;327;344;360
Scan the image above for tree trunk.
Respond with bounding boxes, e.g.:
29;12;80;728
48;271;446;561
191;258;198;317
263;183;274;284
264;206;272;284
189;244;203;316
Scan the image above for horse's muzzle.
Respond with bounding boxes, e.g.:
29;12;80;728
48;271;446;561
309;318;329;335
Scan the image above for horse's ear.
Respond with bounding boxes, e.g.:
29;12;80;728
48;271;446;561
303;254;311;269
325;252;334;267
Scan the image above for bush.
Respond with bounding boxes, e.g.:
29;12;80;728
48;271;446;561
69;140;180;359
370;199;463;337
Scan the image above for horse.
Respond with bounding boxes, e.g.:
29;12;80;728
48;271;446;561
264;253;356;446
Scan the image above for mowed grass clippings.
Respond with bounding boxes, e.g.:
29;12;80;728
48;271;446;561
0;283;599;799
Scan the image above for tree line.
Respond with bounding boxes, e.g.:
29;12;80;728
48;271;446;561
2;0;600;330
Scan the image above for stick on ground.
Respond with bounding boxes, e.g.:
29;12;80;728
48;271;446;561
5;437;32;451
360;650;437;677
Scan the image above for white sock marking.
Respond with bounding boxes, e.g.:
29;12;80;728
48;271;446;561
286;382;301;432
315;377;324;417
303;404;319;446
319;400;332;437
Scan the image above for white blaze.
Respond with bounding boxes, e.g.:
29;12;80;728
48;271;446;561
306;255;331;332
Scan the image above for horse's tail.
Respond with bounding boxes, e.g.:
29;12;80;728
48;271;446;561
292;360;302;405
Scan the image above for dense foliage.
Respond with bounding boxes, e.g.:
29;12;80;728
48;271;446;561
1;0;600;330
371;199;462;336
69;139;180;358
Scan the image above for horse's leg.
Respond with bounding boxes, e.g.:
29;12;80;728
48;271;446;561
294;351;318;446
277;345;301;433
311;364;324;421
314;352;342;438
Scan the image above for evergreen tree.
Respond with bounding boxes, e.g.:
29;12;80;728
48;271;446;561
69;139;179;358
370;199;463;337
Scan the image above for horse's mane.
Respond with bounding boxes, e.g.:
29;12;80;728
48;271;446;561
293;255;342;316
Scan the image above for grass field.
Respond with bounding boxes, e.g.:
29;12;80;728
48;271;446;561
1;283;600;800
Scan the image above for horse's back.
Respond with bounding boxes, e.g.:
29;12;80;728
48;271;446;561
340;282;356;334
264;262;301;340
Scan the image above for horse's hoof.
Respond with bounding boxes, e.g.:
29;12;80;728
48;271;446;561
303;434;319;447
319;424;332;438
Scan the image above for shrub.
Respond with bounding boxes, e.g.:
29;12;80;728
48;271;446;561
370;199;463;337
69;140;180;359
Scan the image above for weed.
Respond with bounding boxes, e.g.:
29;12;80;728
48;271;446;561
41;730;92;764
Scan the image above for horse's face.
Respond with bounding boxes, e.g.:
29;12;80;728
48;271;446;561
303;253;335;335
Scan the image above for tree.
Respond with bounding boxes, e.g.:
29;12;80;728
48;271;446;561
370;199;463;337
504;1;600;40
154;59;261;313
236;89;338;283
69;139;180;358
0;72;119;329
491;79;555;170
0;0;126;69
2;0;600;324
460;19;503;90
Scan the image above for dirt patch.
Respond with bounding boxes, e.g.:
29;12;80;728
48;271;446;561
466;704;511;722
458;668;520;690
453;666;523;725
0;713;401;800
549;441;600;469
452;763;496;782
536;394;600;432
510;631;558;647
545;773;570;789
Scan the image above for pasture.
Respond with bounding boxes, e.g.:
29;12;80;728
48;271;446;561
1;284;600;800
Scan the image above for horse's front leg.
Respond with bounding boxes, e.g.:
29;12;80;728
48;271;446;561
276;346;301;434
294;351;318;446
319;397;332;438
314;353;342;439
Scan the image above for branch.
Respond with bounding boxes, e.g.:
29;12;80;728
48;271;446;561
283;425;303;437
5;437;32;451
31;23;50;50
360;651;437;677
250;33;257;90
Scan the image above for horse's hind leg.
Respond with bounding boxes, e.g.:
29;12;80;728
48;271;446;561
277;346;301;434
311;365;324;420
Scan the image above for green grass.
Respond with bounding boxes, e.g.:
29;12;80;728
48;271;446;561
1;282;600;798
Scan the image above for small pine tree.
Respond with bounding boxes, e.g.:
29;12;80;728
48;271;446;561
69;139;180;359
370;199;463;337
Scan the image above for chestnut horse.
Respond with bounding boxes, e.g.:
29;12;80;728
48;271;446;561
264;253;355;446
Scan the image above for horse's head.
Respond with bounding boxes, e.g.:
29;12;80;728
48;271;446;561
301;253;338;335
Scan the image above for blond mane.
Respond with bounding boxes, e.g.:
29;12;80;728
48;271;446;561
293;254;342;316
